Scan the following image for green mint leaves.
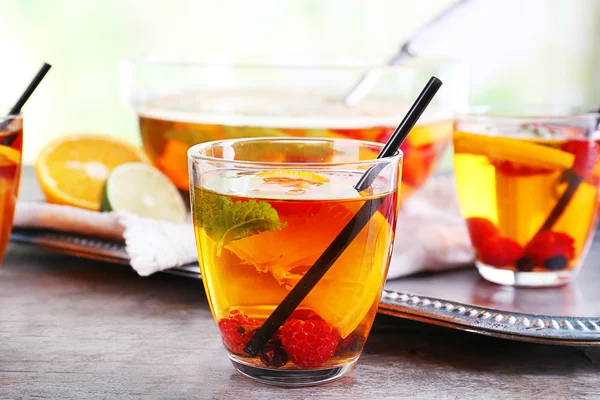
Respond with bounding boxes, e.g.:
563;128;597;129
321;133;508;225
194;190;286;255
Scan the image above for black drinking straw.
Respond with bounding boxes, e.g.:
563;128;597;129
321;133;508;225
244;76;443;357
1;63;52;144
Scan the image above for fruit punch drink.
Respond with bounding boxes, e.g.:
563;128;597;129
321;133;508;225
139;91;449;201
189;138;401;385
123;58;468;203
0;115;22;263
453;106;600;287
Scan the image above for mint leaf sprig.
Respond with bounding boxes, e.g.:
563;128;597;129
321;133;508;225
194;190;286;256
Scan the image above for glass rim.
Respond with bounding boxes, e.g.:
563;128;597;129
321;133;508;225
0;113;23;122
187;137;402;168
0;113;23;131
122;54;466;72
457;104;600;121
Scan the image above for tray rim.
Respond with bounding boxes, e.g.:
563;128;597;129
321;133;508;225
9;228;600;346
379;289;600;346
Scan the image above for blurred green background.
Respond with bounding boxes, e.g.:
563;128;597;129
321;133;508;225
0;0;599;163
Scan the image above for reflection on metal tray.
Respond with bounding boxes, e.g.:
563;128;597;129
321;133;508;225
10;227;600;346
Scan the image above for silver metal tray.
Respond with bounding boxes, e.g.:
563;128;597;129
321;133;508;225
10;228;600;346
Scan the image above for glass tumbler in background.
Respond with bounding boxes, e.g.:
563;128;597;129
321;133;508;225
188;137;401;386
122;57;467;203
0;114;22;263
453;106;600;287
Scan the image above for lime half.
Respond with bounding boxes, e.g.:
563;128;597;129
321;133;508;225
101;162;187;223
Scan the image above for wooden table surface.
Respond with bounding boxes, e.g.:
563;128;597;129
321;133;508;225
1;168;600;399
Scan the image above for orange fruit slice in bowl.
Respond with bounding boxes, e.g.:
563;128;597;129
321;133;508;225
404;120;453;148
35;134;148;210
156;139;191;190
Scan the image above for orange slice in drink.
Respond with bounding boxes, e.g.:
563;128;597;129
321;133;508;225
0;144;21;165
36;134;148;210
454;131;574;170
226;198;392;338
258;170;329;182
301;203;390;338
257;170;330;193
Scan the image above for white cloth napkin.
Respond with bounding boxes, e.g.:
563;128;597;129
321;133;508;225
12;175;474;279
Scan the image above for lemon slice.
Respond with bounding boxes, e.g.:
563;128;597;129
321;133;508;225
454;131;574;170
101;162;186;223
